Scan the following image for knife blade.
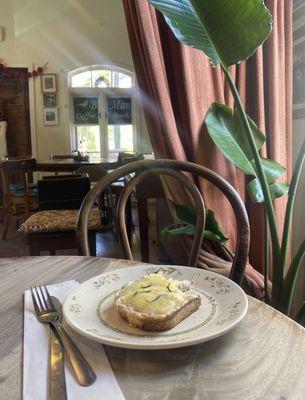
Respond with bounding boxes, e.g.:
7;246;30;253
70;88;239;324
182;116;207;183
49;328;67;400
48;297;67;400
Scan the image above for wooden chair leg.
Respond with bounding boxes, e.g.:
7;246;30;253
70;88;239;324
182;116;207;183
15;204;19;229
29;240;40;256
2;207;12;240
138;198;149;262
88;231;96;256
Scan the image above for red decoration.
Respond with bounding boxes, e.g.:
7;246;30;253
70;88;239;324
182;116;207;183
0;63;48;80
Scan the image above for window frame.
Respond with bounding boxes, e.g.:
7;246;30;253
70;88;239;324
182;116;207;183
68;65;138;159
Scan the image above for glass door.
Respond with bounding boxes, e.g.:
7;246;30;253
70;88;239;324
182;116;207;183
106;95;134;158
72;91;107;160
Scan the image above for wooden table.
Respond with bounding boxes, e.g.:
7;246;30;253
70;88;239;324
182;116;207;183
1;256;305;400
37;157;119;173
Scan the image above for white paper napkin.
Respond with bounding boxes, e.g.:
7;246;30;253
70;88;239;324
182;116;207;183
23;280;125;400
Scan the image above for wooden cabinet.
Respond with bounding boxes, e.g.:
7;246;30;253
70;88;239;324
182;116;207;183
0;68;31;157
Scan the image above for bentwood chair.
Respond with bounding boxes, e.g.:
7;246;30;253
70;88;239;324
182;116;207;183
76;160;250;286
19;175;102;255
75;165;108;183
75;164;133;238
75;165;113;226
1;158;38;240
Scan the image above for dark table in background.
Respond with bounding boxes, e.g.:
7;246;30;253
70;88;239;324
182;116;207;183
37;157;118;173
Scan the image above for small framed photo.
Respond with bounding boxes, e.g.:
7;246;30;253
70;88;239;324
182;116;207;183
43;107;58;125
41;74;57;93
43;93;57;107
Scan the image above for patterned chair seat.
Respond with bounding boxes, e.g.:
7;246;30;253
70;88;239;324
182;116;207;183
19;209;105;234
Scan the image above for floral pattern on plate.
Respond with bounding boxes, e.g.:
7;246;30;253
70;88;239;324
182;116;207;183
63;265;248;350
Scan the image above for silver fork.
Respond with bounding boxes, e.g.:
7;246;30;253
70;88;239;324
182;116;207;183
31;285;96;386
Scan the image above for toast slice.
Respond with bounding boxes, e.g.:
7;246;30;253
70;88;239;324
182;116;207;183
115;272;201;331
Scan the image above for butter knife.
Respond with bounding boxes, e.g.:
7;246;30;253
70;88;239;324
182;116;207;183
49;328;67;400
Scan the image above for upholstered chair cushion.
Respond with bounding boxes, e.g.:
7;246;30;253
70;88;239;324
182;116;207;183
19;209;104;233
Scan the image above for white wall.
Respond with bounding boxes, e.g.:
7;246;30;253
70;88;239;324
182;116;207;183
0;0;152;159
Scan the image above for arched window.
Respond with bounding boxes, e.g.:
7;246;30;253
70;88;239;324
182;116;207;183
69;65;136;159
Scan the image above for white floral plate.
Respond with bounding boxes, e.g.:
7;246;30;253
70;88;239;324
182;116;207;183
63;265;248;350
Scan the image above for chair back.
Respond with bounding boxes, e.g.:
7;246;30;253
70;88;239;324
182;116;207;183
77;159;250;286
1;158;37;199
38;175;90;210
75;165;108;183
117;152;144;165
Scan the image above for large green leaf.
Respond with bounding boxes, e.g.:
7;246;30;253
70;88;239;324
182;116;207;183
205;103;262;175
205;103;289;203
247;179;289;203
205;209;228;242
158;225;196;244
147;0;272;67
174;203;197;226
231;112;266;159
259;158;286;183
157;204;228;246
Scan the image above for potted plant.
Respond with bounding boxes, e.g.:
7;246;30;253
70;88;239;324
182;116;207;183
147;0;305;321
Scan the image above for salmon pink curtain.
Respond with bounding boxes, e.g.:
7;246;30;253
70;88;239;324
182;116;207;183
122;0;292;272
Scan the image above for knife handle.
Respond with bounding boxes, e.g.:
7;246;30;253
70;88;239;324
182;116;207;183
49;329;67;400
51;320;96;386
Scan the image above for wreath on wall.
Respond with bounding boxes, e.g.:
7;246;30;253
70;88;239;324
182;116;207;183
0;63;48;79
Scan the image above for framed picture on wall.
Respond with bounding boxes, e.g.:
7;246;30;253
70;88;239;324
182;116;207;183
43;107;58;125
41;74;57;93
43;93;57;107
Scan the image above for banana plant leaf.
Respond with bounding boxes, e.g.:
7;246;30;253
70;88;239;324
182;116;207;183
205;103;266;175
205;103;289;203
231;111;266;159
247;179;289;203
254;158;286;184
146;0;272;67
205;209;228;242
157;204;228;246
174;204;197;226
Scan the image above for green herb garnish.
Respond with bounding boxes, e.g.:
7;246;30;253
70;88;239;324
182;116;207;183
141;283;152;289
145;294;163;303
133;290;151;297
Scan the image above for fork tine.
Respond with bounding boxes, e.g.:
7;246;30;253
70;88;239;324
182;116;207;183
43;285;54;309
30;287;41;314
34;286;46;311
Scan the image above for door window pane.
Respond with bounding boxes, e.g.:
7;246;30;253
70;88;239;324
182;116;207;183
71;71;92;87
76;126;100;153
112;71;132;88
108;125;133;153
92;70;111;87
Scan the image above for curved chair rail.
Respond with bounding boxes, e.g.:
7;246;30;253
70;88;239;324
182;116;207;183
76;159;250;286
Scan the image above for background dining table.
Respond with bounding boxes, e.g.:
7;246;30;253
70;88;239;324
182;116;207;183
36;156;118;173
1;256;305;400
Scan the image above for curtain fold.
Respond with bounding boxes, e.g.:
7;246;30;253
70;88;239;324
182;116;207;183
123;0;292;273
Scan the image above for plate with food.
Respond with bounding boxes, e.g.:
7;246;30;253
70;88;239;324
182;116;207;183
63;265;248;349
